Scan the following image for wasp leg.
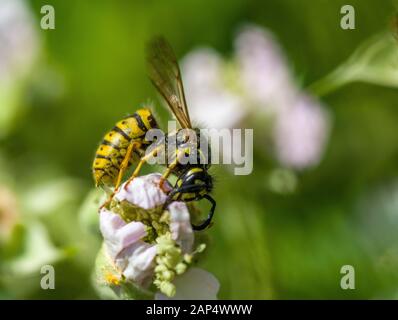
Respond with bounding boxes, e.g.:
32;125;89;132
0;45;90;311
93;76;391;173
116;142;141;189
99;141;140;210
162;189;177;210
123;145;163;190
163;183;215;231
163;184;200;209
159;149;185;191
192;194;216;231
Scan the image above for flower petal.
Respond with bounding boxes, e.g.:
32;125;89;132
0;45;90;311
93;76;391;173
116;242;158;288
99;208;147;259
155;268;220;300
235;24;296;113
273;94;330;169
114;173;172;209
0;0;40;82
181;48;246;129
168;202;194;253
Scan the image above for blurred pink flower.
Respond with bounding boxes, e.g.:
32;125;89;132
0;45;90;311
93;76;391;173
182;49;246;129
273;94;330;169
0;0;39;83
180;24;331;170
235;24;297;113
100;208;157;287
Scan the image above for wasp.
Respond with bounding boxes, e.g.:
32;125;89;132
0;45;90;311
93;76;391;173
93;37;216;230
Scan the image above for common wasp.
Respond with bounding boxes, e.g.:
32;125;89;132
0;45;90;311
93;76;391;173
93;37;215;230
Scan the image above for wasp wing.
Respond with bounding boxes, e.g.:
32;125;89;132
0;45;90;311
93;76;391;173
147;37;192;128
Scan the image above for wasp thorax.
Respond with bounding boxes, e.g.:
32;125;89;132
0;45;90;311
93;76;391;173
173;128;211;168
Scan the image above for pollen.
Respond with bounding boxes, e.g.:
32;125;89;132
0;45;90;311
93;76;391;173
104;271;121;286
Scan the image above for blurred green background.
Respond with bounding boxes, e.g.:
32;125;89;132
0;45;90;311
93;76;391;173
1;0;398;299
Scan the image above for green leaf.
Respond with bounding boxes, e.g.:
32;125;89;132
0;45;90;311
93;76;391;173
0;82;21;139
309;33;398;96
78;188;105;235
21;178;84;217
3;222;63;275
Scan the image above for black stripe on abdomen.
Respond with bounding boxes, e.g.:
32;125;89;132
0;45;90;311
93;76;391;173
95;154;113;160
148;114;158;129
101;139;121;150
112;126;131;141
131;113;148;132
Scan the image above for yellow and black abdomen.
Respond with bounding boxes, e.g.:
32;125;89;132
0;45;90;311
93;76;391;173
92;108;158;188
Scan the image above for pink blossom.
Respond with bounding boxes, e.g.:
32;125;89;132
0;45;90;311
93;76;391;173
182;49;246;129
273;94;330;169
0;0;39;82
235;24;297;113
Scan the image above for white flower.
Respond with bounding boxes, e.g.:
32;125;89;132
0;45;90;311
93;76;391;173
99;208;148;260
235;24;297;114
168;202;194;253
117;242;158;287
182;49;246;129
180;24;332;170
99;174;197;290
273;94;331;169
155;268;220;300
234;26;332;169
114;173;171;209
100;208;156;287
182;48;223;93
0;0;39;83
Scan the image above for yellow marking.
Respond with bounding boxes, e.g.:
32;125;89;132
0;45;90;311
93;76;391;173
93;157;113;168
189;167;203;174
96;144;119;157
137;108;154;130
181;193;196;200
93;169;115;188
93;154;119;187
104;130;129;145
116;118;146;138
93;170;105;187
